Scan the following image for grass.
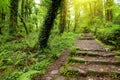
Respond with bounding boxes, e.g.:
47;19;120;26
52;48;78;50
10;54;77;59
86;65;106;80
69;47;77;56
115;50;120;59
60;66;79;76
67;57;86;64
0;32;76;80
112;72;120;80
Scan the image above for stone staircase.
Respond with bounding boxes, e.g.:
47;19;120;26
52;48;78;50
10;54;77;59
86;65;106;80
55;33;120;80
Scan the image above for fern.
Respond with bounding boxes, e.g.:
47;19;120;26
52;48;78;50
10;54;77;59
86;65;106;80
17;70;40;80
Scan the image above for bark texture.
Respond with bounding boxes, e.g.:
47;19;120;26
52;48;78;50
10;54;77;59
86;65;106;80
39;0;61;49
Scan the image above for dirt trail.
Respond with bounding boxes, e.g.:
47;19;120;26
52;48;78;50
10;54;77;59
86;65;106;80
38;33;120;80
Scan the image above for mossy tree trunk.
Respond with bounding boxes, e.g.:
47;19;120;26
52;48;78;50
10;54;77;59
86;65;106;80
0;8;5;35
59;0;67;34
20;0;29;35
39;0;61;50
105;0;113;22
74;9;80;32
9;0;19;35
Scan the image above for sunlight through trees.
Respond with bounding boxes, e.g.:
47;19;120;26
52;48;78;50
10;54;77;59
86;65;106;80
0;0;120;79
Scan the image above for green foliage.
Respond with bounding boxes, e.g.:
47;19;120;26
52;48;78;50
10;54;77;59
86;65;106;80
32;60;50;71
1;0;120;79
0;31;76;79
41;0;51;8
96;24;120;49
60;66;79;76
115;50;120;58
68;57;86;64
0;0;10;13
69;47;77;56
112;72;120;80
17;70;41;80
49;32;76;57
3;70;23;80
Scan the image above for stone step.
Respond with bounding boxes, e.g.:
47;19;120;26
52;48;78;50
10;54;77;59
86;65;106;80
68;57;120;65
70;51;115;57
77;48;106;52
55;76;119;80
77;49;106;52
79;37;95;40
76;40;106;51
84;35;93;37
83;33;93;37
62;64;120;77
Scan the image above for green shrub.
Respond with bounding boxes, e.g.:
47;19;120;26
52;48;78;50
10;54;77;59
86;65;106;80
32;60;50;71
96;24;120;49
49;32;76;55
0;32;76;80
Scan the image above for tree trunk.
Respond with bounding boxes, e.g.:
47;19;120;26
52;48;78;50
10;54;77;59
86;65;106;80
105;0;113;22
0;8;5;35
39;0;61;50
20;0;29;35
0;27;2;34
21;0;25;18
9;0;19;35
59;0;67;34
74;16;77;32
19;14;29;34
74;10;80;32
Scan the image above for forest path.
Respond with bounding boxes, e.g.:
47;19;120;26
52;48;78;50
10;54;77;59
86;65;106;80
39;33;120;80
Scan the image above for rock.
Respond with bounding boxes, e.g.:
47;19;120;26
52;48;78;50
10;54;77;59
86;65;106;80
87;77;94;80
105;48;109;51
55;76;65;80
99;77;103;80
46;77;52;80
51;70;59;75
84;48;89;50
73;57;85;61
69;78;76;80
118;69;120;71
68;66;87;76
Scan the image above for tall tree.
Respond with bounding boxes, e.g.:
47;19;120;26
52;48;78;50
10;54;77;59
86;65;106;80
39;0;61;50
73;0;81;32
0;1;8;35
59;0;67;34
74;8;80;32
9;0;19;35
0;8;5;34
19;0;29;34
105;0;114;22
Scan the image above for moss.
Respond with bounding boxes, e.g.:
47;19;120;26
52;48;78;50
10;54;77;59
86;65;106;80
69;47;82;57
88;69;108;76
67;57;86;64
112;72;120;80
60;67;79;77
70;47;77;55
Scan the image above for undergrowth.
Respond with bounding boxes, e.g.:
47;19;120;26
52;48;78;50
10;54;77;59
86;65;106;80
96;24;120;50
0;32;76;80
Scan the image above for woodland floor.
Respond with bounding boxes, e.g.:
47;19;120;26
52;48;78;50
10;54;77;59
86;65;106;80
35;33;120;80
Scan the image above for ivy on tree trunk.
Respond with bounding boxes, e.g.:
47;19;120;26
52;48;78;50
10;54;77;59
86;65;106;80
59;0;67;34
9;0;19;35
105;0;113;22
39;0;61;50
